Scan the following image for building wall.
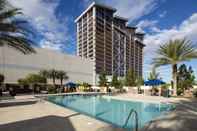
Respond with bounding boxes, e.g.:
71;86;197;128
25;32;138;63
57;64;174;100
0;46;94;84
76;2;145;85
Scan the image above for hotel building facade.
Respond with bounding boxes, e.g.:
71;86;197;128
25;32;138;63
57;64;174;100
75;2;145;84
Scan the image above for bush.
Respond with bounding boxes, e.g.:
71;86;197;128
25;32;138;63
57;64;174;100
18;74;47;85
98;71;108;87
193;89;197;97
0;74;4;96
0;74;4;83
177;88;184;96
9;88;16;96
47;85;57;94
81;82;91;92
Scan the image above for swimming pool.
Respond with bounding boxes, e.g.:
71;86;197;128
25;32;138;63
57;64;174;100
47;95;174;129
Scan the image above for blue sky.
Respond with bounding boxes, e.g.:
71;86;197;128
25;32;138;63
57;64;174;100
9;0;197;82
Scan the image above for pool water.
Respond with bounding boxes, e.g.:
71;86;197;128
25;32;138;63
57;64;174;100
47;95;174;129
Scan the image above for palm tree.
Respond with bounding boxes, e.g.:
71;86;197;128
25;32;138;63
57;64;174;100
152;39;197;96
39;70;49;78
0;0;35;54
48;69;58;85
57;70;68;86
148;68;160;80
0;73;4;96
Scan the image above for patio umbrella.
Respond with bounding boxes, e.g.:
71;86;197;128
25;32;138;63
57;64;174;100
144;79;165;86
64;82;77;88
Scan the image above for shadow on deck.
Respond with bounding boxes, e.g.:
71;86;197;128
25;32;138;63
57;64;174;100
141;98;197;131
0;115;78;131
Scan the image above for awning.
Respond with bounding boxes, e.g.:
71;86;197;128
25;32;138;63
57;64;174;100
144;79;165;86
64;82;77;88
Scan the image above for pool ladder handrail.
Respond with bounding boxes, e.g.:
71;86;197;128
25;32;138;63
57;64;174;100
123;109;139;131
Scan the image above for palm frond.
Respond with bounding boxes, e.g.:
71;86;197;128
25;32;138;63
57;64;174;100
0;20;35;37
153;38;197;67
0;8;22;21
0;1;36;54
0;0;7;10
0;34;36;54
152;57;171;67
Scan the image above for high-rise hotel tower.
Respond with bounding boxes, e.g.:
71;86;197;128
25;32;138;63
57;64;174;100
75;2;145;85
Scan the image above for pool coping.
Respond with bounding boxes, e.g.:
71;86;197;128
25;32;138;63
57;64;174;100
103;95;174;104
34;92;107;98
45;94;175;130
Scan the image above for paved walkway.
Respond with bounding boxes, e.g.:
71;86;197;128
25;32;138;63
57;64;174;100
112;93;197;131
0;100;124;131
1;93;197;131
141;98;197;131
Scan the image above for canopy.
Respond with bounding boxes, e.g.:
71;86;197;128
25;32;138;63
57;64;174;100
64;82;77;88
144;79;165;86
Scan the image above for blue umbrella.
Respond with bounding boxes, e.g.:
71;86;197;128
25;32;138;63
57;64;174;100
144;79;165;86
64;82;77;88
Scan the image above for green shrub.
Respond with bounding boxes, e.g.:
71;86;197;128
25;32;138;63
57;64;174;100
0;74;4;83
81;82;91;92
48;85;57;94
124;69;137;86
177;88;184;96
98;71;107;87
18;74;47;85
0;74;4;96
193;89;197;97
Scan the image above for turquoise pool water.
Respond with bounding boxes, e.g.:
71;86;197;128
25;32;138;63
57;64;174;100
47;95;174;129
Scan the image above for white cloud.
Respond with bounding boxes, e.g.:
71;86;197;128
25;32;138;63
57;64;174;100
137;20;158;28
8;0;69;50
106;0;158;22
136;19;158;32
143;13;197;81
144;13;197;48
159;11;167;18
85;0;159;22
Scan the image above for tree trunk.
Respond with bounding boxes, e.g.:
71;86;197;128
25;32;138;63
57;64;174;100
172;64;178;96
60;78;63;86
52;76;55;85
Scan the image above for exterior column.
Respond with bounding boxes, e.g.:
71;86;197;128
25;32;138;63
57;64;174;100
112;23;114;75
124;36;126;76
92;6;96;85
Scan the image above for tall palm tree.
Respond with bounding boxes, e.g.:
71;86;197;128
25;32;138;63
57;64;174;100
148;68;160;80
48;69;58;85
0;0;35;54
39;70;49;78
152;39;197;96
57;70;68;86
0;73;4;96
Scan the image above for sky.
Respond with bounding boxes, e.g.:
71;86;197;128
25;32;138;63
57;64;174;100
8;0;197;82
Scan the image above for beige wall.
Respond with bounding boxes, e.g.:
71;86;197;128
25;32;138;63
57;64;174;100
0;46;94;84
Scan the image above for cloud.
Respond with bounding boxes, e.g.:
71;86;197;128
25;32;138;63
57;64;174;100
104;0;159;22
143;13;197;81
145;13;197;48
159;11;167;18
82;0;159;22
136;19;158;32
8;0;69;50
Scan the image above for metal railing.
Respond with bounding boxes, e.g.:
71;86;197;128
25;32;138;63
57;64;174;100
123;109;139;131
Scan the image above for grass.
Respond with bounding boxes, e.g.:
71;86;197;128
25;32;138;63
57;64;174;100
0;96;14;100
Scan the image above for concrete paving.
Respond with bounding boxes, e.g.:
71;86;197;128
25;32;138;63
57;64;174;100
1;93;197;131
112;94;197;131
0;100;125;131
140;98;197;131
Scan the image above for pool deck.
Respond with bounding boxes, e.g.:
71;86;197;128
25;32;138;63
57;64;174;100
112;93;197;131
0;93;197;131
0;96;125;131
